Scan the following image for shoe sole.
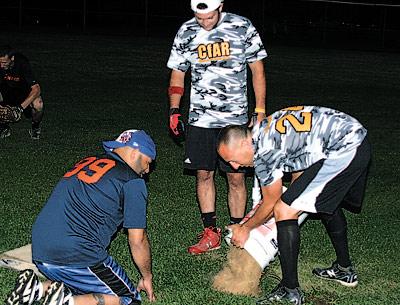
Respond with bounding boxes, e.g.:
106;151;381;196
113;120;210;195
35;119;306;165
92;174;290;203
6;269;37;305
188;245;221;255
5;292;20;305
313;273;358;287
28;130;40;140
42;282;64;305
256;295;305;305
0;132;11;139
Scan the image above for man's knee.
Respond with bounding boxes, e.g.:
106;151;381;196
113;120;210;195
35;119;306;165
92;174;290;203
32;96;44;112
226;173;245;190
320;208;347;232
274;200;299;221
197;170;214;183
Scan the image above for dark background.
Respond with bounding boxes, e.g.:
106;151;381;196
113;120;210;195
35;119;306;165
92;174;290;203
1;0;400;50
1;2;400;305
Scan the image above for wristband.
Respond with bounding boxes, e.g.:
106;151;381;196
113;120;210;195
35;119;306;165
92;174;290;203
168;86;184;96
254;107;265;114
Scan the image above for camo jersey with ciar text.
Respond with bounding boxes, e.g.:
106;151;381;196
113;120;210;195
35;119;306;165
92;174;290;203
167;12;267;128
252;106;368;186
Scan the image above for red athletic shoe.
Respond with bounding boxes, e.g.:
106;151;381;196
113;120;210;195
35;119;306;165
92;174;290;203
188;227;222;255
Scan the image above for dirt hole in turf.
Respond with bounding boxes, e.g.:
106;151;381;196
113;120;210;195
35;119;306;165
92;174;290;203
307;290;337;305
307;297;331;305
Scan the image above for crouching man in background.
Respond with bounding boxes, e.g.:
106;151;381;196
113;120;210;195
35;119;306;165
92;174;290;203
0;45;44;140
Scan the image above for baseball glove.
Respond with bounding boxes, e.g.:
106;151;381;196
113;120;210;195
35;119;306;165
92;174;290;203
0;104;23;123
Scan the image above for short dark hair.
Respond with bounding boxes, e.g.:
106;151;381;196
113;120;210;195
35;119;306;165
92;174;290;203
196;3;209;10
0;45;15;57
217;125;250;148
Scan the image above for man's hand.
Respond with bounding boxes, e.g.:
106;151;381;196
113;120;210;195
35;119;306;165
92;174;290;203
137;277;156;302
255;111;266;123
226;223;251;248
169;108;185;141
248;111;266;128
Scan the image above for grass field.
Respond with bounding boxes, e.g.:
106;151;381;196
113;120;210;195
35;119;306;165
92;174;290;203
0;31;399;305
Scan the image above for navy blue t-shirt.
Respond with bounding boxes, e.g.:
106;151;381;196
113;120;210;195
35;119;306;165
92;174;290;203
32;152;148;267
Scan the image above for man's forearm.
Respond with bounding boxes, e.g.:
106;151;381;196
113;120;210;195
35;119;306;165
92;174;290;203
242;180;282;230
249;60;267;112
169;70;185;109
21;84;40;109
253;72;266;110
129;233;153;279
242;200;274;231
169;94;182;110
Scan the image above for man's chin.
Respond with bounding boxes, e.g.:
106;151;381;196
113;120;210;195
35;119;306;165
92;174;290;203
201;25;216;31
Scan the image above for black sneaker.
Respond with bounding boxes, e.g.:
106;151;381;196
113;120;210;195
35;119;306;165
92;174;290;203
29;127;41;140
312;262;358;287
0;125;11;139
256;284;305;305
5;269;42;305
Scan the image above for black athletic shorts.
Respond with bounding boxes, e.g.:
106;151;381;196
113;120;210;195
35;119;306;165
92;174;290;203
0;85;31;106
184;125;250;173
281;137;371;214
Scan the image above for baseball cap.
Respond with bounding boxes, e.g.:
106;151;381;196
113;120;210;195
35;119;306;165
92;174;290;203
191;0;222;14
103;129;156;160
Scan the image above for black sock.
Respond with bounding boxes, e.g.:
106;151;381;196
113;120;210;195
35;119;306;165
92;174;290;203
31;108;44;130
229;217;242;225
201;212;216;228
277;219;300;289
32;122;41;130
321;209;351;268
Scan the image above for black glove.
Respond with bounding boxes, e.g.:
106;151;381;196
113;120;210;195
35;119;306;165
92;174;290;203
12;105;24;122
169;108;185;142
0;104;23;123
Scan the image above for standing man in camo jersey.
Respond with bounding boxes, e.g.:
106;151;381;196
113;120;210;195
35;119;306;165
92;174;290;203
167;0;267;255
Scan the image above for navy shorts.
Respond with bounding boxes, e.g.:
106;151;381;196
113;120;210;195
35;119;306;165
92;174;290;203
35;256;141;305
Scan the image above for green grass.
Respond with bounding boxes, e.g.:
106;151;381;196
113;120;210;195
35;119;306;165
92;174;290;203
1;31;399;305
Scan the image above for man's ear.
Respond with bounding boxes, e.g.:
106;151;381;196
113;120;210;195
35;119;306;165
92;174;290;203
219;3;223;12
241;135;252;149
123;147;137;165
130;148;139;161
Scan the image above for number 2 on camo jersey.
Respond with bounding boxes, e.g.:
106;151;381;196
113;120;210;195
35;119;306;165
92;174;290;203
275;106;313;134
64;157;116;183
